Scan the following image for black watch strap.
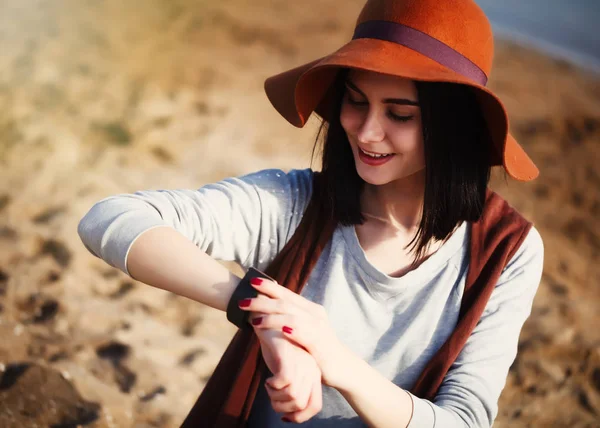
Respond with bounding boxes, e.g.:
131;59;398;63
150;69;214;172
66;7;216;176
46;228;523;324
226;267;275;329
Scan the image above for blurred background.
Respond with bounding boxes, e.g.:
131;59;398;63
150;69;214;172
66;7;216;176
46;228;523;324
0;0;598;427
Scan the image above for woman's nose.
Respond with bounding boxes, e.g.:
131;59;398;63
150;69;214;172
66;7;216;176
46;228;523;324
356;109;385;143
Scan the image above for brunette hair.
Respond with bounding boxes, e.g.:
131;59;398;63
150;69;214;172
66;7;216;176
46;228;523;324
310;69;492;264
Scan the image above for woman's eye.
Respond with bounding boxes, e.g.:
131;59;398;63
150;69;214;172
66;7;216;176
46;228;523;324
388;112;413;122
345;92;413;123
346;94;367;106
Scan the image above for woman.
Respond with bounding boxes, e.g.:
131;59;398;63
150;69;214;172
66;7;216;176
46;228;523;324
77;0;544;426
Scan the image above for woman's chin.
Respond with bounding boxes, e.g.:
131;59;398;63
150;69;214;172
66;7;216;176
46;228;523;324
355;160;425;187
355;163;396;186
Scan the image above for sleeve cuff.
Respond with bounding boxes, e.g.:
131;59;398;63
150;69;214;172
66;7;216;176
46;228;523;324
406;392;435;428
104;216;170;277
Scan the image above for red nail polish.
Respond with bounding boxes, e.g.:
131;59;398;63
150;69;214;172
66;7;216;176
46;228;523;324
282;417;292;423
282;326;293;334
251;317;262;326
238;298;252;307
250;277;263;286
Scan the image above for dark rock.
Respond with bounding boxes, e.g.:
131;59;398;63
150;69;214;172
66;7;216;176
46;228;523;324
179;348;206;366
48;350;69;363
0;363;31;390
17;293;60;324
558;261;569;274
181;316;203;337
114;364;137;393
101;269;120;279
152;117;172;128
33;298;59;323
195;101;210;115
518;334;551;352
0;194;10;212
108;281;135;299
139;385;166;402
548;281;568;296
577;389;596;414
583;117;599;134
32;206;66;224
40;239;72;268
0;363;100;427
95;122;132;146
96;341;130;363
46;270;61;283
0;269;8;295
0;226;18;239
571;191;584;208
120;321;131;330
516;118;553;138
585;166;600;187
592;368;600;393
562;218;592;245
533;184;550;199
151;146;175;164
565;119;584;145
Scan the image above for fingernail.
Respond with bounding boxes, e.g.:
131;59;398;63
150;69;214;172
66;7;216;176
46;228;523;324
251;317;262;326
281;417;292;423
282;326;293;334
238;298;252;307
250;277;263;286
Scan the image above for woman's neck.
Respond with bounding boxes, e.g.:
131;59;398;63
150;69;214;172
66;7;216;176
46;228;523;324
359;169;425;234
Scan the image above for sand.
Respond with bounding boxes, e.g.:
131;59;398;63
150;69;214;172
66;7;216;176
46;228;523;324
0;0;599;427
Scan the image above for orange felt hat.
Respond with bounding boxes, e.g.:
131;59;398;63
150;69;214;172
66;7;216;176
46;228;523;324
264;0;539;181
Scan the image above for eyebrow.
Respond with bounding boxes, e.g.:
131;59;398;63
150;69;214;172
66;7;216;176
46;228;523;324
345;79;420;106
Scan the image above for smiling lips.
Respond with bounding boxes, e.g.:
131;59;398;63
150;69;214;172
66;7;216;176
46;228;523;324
358;146;396;165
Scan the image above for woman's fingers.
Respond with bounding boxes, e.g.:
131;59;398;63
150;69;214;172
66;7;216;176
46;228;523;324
250;313;296;330
239;294;300;317
282;375;323;423
251;313;315;355
265;378;310;413
249;277;317;312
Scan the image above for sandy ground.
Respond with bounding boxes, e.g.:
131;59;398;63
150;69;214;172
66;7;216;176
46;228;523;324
0;0;599;427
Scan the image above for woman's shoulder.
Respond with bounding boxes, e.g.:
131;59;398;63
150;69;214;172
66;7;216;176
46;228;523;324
235;167;316;206
500;224;544;283
230;168;317;269
238;167;315;187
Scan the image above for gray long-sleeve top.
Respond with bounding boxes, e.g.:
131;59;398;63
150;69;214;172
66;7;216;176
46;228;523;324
77;168;544;427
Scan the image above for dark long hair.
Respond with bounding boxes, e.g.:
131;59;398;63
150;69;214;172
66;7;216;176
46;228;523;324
310;69;492;265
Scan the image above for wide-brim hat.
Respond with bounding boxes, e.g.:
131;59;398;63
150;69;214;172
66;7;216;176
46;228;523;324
264;0;539;181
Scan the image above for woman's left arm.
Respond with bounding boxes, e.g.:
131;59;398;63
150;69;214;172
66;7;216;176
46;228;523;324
240;276;414;426
241;227;544;427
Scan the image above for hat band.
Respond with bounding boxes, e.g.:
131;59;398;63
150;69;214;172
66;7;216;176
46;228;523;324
352;20;488;86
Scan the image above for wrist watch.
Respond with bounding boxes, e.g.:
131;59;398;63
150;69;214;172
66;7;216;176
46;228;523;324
226;267;275;329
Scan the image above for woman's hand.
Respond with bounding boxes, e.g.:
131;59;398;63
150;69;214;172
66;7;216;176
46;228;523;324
253;328;323;423
239;277;353;390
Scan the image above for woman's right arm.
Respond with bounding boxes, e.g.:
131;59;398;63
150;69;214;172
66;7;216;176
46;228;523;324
77;168;322;417
77;169;313;309
125;225;241;311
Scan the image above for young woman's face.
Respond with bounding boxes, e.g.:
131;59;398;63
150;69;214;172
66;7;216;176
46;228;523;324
340;70;425;186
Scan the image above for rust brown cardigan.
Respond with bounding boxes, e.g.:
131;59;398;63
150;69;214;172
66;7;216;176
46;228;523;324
181;173;532;427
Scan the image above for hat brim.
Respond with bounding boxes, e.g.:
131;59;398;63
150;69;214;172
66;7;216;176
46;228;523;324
264;38;539;181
